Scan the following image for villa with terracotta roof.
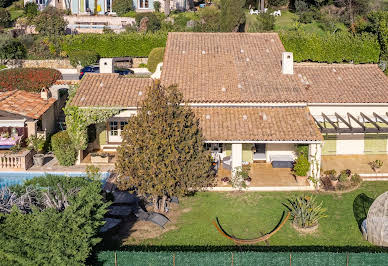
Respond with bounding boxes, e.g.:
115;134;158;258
71;32;388;189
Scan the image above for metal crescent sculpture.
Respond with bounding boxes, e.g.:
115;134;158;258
213;211;290;245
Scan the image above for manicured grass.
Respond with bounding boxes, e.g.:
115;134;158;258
9;10;24;21
125;182;388;248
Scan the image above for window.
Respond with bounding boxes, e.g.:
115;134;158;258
120;121;128;131
139;0;149;8
109;121;118;136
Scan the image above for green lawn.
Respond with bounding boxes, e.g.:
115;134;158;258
9;10;24;21
125;182;388;248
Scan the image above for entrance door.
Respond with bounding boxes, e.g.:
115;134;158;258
253;144;266;161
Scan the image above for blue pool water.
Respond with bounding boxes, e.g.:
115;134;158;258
0;171;111;188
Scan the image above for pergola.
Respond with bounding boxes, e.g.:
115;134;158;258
313;112;388;134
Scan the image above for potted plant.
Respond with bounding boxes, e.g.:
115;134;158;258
221;177;230;186
368;160;383;173
293;155;310;185
338;169;351;183
27;135;46;167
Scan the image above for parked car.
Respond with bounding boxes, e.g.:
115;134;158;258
79;66;134;79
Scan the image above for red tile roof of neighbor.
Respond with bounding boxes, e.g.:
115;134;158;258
194;107;323;141
161;32;388;104
71;74;153;107
0;90;56;119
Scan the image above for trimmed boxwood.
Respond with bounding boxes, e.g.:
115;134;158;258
61;32;167;58
147;47;165;72
280;31;380;64
51;131;77;166
0;68;62;92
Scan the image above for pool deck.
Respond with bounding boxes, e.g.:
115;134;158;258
0;153;114;173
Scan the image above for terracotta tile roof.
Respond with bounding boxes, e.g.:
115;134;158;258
0;90;56;119
71;74;153;107
294;63;388;103
193;107;323;141
161;32;388;104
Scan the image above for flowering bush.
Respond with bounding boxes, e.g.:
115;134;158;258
0;68;62;93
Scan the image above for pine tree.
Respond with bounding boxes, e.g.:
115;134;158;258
219;0;246;32
116;84;214;212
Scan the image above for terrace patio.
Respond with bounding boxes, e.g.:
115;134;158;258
216;163;309;188
321;154;388;176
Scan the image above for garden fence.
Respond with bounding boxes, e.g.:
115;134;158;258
97;251;388;266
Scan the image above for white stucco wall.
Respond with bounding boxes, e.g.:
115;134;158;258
335;134;364;155
265;143;296;162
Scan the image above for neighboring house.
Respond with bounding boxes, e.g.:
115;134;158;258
70;32;388;188
25;0;190;14
0;90;57;140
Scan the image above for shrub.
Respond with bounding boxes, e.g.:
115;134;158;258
122;10;137;17
112;0;133;16
338;169;351;182
69;50;99;67
61;33;167;58
27;135;46;153
293;155;310;177
0;8;10;27
194;5;221;32
33;7;67;36
284;195;327;228
368;159;383;172
51;131;77;166
323;169;337;181
296;144;308;157
350;173;362;185
280;31;380;63
0;68;62;92
268;0;288;7
247;12;275;32
0;36;26;61
25;37;60;60
219;0;245;32
154;1;161;12
24;2;38;20
135;12;161;32
298;11;315;24
147;47;165;72
0;0;11;8
0;175;108;265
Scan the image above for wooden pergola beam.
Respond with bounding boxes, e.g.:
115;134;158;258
335;113;353;129
373;112;388;127
347;113;366;131
322;113;339;131
361;112;381;130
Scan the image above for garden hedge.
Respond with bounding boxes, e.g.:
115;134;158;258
0;68;62;92
280;31;380;63
61;33;167;58
97;251;388;265
69;50;99;67
147;47;165;72
51;131;77;166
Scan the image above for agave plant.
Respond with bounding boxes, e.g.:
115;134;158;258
284;195;327;228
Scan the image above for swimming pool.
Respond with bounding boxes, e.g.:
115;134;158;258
0;171;111;188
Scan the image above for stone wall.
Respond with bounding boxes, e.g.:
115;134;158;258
14;60;75;69
133;57;148;67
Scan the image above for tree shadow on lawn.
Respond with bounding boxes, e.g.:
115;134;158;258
353;193;375;231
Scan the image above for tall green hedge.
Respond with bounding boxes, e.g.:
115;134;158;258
61;33;167;58
97;251;388;265
280;31;380;63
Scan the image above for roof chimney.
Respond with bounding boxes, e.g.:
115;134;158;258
99;58;114;73
282;52;293;75
40;88;51;101
151;63;163;80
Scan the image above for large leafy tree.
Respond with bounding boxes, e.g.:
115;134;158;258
219;0;246;32
33;7;68;36
116;84;214;212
